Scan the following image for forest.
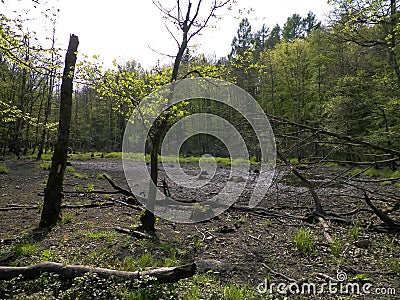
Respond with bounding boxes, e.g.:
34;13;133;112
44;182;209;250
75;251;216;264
0;0;400;299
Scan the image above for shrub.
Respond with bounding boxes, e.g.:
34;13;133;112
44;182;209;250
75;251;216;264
0;165;9;174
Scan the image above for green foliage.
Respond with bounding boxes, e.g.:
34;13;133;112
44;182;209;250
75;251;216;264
223;283;258;300
237;216;247;224
282;12;320;40
348;221;361;240
330;239;342;257
292;227;315;254
66;166;75;173
325;162;339;167
37;162;51;170
86;183;94;192
73;172;87;179
263;219;271;227
60;212;74;224
74;184;83;192
0;165;9;174
84;231;109;240
103;152;123;158
13;242;39;257
42;249;51;261
351;273;371;282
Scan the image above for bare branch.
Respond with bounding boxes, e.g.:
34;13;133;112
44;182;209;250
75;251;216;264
164;23;181;47
148;46;176;58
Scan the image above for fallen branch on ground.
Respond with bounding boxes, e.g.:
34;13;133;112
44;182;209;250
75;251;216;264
115;226;153;239
102;173;134;197
364;192;400;229
107;197;142;211
0;261;196;284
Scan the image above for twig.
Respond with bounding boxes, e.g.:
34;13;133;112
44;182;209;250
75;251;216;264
115;226;153;239
261;263;294;282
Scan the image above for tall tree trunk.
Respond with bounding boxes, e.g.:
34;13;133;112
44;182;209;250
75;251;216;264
40;34;79;227
140;25;187;232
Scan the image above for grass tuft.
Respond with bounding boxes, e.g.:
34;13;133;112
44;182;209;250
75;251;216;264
293;227;315;254
0;165;9;174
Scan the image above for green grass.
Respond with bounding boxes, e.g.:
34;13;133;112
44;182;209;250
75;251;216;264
32;150;264;167
352;167;400;179
74;184;83;192
121;152;259;166
325;162;339;167
60;212;75;224
66;166;75;172
86;183;94;192
73;172;87;179
364;167;380;177
25;153;52;160
73;183;94;193
381;180;392;186
0;165;9;174
237;216;247;224
347;221;361;240
330;239;342;257
13;242;39;257
104;152;123;158
293;227;315;254
262;219;271;227
84;231;110;240
37;161;52;170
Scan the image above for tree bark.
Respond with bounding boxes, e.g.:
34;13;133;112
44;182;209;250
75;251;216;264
0;261;196;284
39;34;79;227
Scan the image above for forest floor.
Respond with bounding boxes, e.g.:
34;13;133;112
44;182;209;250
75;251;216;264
0;157;399;299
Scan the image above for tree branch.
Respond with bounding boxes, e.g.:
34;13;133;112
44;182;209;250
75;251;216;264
0;261;196;283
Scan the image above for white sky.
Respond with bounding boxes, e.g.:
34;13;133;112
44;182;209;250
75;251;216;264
4;0;333;70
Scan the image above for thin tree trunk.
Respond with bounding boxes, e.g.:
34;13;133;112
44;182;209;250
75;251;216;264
37;27;57;160
13;38;29;159
40;34;79;227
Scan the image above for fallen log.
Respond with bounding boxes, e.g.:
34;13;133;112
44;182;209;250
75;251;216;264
0;261;196;284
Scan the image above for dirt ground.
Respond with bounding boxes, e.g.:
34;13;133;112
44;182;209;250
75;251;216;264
0;157;399;299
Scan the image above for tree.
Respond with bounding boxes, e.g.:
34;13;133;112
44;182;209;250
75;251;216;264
266;24;281;48
135;0;233;232
254;24;270;55
229;17;253;57
329;0;400;83
282;12;320;41
40;34;79;227
282;13;305;40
